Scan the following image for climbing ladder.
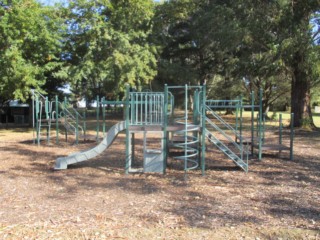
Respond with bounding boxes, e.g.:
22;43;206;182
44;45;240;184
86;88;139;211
32;90;52;145
167;85;202;175
32;90;85;145
54;100;85;143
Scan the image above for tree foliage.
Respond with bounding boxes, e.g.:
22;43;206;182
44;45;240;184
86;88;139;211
154;0;319;126
0;0;319;127
61;0;157;102
0;0;65;103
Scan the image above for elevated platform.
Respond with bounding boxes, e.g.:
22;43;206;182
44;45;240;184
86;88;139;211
128;124;200;132
253;144;290;151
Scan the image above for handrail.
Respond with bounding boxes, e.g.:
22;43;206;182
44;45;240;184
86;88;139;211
206;117;241;152
129;92;165;125
205;129;248;172
55;101;84;136
205;105;239;134
31;89;46;101
167;92;174;115
206;99;241;108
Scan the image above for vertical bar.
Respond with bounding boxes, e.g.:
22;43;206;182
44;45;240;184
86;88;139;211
131;133;135;166
163;84;168;174
55;96;59;144
251;91;254;156
240;95;243;160
258;89;263;160
157;94;159;124
161;94;163;123
125;85;130;174
36;96;40;145
279;113;282;156
130;93;133;125
154;94;156;124
45;97;50;144
263;113;266;142
193;89;198;125
290;113;294;160
83;108;86;140
184;84;188;176
64;97;67;142
45;97;49;120
235;97;239;137
149;94;152;124
279;114;282;145
140;93;143;124
201;84;206;175
145;93;147;124
102;97;106;137
96;96;100;142
32;90;35;144
76;111;79;145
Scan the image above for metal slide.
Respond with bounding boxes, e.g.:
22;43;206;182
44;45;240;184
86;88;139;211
54;121;126;170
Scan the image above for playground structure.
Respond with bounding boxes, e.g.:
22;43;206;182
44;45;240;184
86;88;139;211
32;85;294;175
31;90;113;145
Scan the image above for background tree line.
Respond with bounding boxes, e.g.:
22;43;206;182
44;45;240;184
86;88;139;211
0;0;319;127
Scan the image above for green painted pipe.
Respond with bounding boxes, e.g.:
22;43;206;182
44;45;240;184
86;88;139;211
55;95;59;144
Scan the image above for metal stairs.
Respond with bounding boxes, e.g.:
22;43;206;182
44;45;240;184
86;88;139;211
53;102;85;141
205;128;248;171
204;108;248;172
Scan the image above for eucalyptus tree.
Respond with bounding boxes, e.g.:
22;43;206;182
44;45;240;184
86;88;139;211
0;0;65;103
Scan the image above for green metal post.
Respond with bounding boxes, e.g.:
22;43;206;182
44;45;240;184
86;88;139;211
96;96;100;142
45;97;49;120
55;96;59;144
102;97;106;137
201;84;206;175
290;113;294;160
163;84;168;174
279;114;283;145
45;97;50;144
279;113;282;156
184;84;188;176
193;89;199;164
31;89;36;144
131;133;135;166
36;96;40;145
125;85;130;174
64;97;67;142
258;89;263;160
83;109;86;140
263;113;266;142
251;91;255;156
240;95;243;160
32;90;35;144
75;110;79;145
193;89;199;125
235;96;239;138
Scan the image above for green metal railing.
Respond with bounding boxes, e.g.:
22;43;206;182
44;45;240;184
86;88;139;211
129;92;165;125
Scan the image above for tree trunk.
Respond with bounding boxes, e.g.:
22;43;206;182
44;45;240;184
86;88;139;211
291;52;315;128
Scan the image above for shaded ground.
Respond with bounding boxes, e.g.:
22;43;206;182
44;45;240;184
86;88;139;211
0;126;319;239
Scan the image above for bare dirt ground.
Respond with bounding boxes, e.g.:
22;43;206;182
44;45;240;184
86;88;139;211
0;125;319;239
